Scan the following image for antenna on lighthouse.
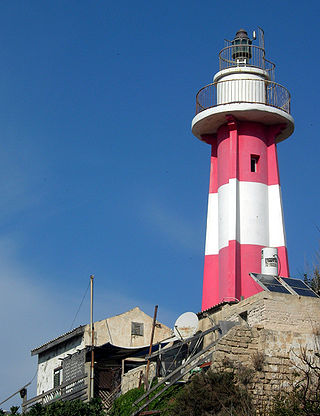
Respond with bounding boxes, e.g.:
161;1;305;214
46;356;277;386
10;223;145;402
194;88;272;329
257;26;265;50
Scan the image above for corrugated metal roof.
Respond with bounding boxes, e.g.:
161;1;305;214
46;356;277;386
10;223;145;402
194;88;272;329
197;300;238;319
31;325;85;356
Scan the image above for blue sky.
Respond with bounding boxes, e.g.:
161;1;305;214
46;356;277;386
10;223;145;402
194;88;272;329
0;0;320;409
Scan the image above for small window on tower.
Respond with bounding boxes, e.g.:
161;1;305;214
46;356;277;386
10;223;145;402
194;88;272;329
131;322;144;336
251;155;260;172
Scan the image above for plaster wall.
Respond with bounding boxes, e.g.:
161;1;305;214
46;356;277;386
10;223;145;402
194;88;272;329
37;335;85;395
83;307;172;347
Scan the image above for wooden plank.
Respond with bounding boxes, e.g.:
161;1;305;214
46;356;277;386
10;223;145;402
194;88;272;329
132;333;221;410
61;388;88;402
24;374;87;406
29;386;88;408
131;352;212;416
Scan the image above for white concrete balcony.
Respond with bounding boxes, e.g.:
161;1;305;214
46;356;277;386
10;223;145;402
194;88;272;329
192;77;294;143
196;78;291;115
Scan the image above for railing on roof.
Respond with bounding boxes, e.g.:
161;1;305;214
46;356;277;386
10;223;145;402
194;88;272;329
219;45;275;81
131;324;224;416
195;79;291;115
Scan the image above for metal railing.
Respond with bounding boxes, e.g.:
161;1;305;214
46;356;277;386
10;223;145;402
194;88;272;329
22;374;88;412
219;45;275;81
195;79;291;115
131;324;223;416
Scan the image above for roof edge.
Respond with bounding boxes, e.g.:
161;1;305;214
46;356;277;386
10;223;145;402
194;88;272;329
197;301;238;319
31;325;85;356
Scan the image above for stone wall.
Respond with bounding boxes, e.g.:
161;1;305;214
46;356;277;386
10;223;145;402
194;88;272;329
199;291;320;334
121;362;156;394
200;291;320;412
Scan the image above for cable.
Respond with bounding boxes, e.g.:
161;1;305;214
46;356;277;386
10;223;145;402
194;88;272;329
0;368;37;406
165;342;184;374
1;287;91;407
222;297;240;303
276;254;282;276
69;281;90;331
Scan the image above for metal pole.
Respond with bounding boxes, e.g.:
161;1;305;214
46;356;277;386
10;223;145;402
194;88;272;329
90;275;95;400
145;305;158;390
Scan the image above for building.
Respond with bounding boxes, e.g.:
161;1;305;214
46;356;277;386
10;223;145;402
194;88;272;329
191;28;294;310
26;307;172;411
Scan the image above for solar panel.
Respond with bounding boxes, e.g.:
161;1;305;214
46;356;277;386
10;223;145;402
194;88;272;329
250;273;320;298
279;277;320;298
249;273;291;294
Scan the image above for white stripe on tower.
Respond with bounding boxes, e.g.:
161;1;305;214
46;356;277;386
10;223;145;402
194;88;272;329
268;184;287;247
206;180;287;249
204;193;218;255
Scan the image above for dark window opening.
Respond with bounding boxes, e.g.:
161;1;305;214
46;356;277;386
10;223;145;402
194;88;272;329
251;155;260;172
239;311;248;322
131;322;144;336
53;367;62;388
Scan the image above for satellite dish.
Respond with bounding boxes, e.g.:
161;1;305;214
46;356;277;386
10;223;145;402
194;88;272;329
174;312;199;340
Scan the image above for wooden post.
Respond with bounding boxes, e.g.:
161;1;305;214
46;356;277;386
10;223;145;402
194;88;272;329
20;388;27;414
90;275;95;400
145;305;158;391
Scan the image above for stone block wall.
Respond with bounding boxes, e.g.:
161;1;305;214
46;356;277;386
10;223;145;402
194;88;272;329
199;291;320;334
208;323;319;412
121;362;156;394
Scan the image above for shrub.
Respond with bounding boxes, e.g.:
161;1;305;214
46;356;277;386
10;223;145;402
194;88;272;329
109;380;182;416
0;398;104;416
169;369;255;416
268;347;320;416
251;351;265;372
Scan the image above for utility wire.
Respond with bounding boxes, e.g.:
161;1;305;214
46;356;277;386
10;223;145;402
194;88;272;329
0;368;37;407
2;281;91;408
69;281;90;331
1;280;91;408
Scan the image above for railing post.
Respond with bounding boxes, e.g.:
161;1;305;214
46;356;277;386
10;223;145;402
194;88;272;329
20;389;27;414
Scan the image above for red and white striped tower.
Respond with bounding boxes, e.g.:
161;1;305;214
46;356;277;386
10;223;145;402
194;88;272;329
192;29;294;311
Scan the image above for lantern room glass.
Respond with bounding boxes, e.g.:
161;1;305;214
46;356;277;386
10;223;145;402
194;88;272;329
232;38;252;60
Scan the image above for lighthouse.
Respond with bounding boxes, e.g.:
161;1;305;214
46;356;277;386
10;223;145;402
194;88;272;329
192;29;294;311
